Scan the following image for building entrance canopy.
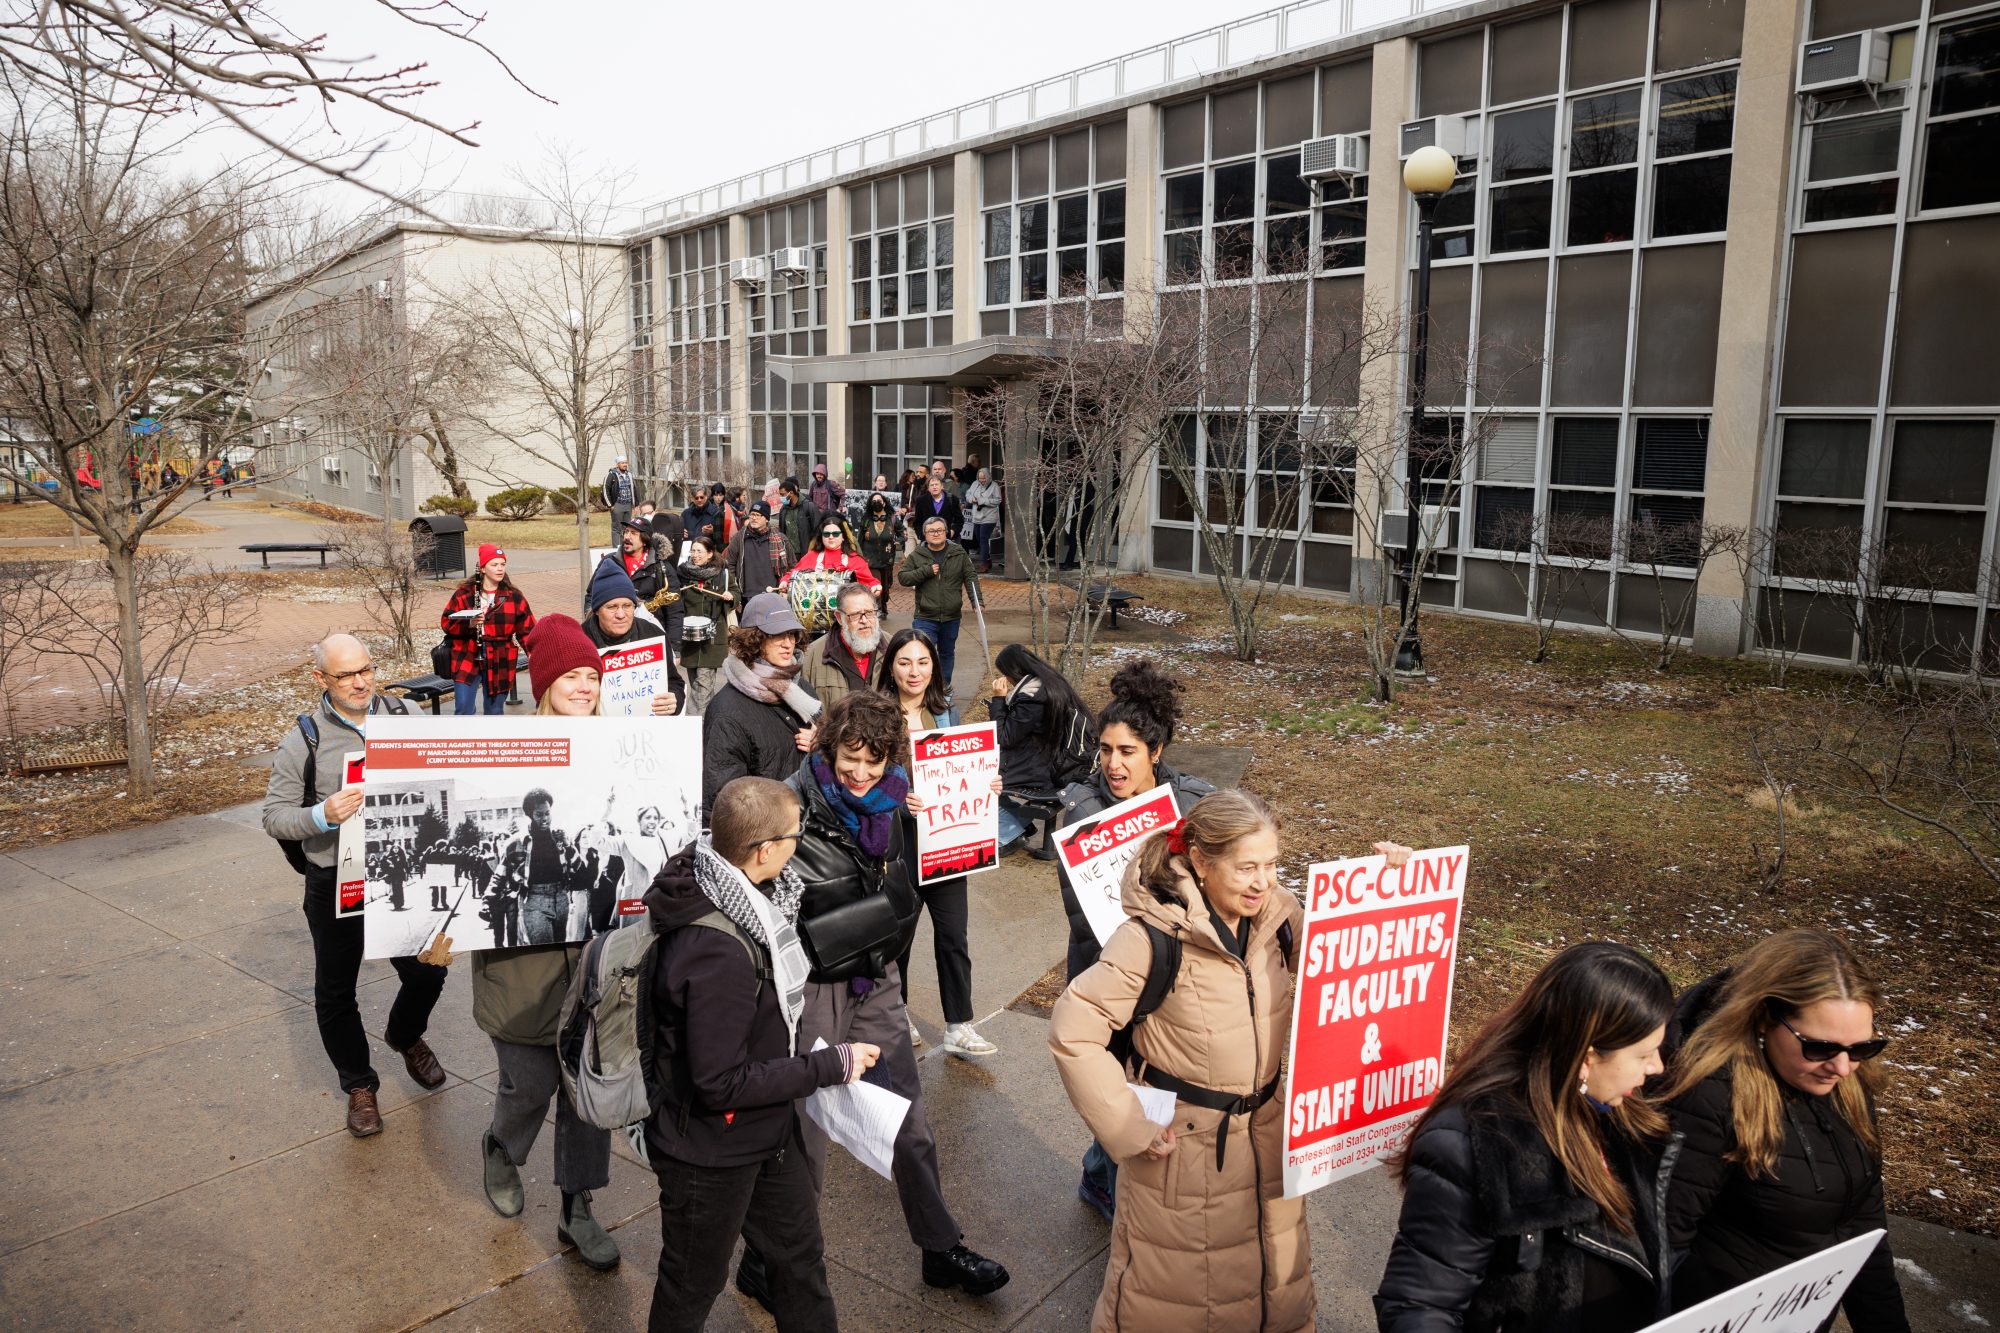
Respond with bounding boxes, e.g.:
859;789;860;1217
767;334;1056;389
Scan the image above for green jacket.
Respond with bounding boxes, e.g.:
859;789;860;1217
898;540;981;622
471;943;581;1047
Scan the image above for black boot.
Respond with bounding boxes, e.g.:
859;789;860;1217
735;1246;775;1314
923;1243;1010;1295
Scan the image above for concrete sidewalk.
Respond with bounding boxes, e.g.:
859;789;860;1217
2;792;1995;1329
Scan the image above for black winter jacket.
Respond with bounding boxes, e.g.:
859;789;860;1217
1375;1096;1679;1333
784;766;920;983
1054;761;1215;973
988;676;1057;794
641;845;846;1168
699;673;817;814
1664;973;1910;1332
625;553;684;641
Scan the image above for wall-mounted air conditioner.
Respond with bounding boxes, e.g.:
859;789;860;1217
1398;114;1469;160
1300;134;1369;179
1378;506;1458;551
774;247;812;276
371;279;392;302
1798;30;1890;94
729;256;770;286
706;415;731;437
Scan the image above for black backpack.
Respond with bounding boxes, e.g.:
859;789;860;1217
1108;917;1297;1071
1051;703;1099;787
277;714;322;877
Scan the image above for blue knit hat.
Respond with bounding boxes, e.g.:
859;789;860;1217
587;556;640;613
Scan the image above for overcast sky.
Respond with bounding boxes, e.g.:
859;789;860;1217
252;0;1285;221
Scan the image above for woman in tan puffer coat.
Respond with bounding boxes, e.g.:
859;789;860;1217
1050;788;1411;1332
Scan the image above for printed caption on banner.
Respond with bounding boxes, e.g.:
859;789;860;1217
1283;844;1467;1198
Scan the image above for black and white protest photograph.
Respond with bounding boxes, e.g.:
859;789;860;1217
358;715;701;960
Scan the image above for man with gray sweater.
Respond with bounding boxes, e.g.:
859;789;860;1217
262;632;450;1137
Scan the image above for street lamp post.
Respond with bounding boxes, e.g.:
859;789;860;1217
1396;145;1457;677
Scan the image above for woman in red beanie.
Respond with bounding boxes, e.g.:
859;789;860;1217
442;545;536;715
473;612;620;1273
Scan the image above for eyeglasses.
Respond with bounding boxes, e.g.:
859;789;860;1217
1777;1017;1888;1064
842;609;878;623
821;530;842;539
755;829;803;848
319;664;376;683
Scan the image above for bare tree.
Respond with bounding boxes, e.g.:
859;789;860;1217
324;522;429;657
0;1;544;208
0;560;72;755
1485;507;1616;664
0;54;327;795
963;279;1207;676
449;153;633;600
1613;518;1747;672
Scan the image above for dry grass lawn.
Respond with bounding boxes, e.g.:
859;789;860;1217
0;501;218;541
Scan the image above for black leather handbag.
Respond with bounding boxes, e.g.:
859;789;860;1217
796;893;902;982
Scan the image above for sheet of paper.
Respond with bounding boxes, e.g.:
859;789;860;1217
802;1038;912;1180
447;608;482;619
1129;1082;1177;1129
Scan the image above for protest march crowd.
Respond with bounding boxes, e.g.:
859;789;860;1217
259;459;1913;1332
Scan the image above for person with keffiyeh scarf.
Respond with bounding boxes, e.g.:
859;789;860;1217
643;776;880;1333
727;692;1012;1311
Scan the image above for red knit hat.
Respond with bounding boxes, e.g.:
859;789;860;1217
524;614;601;705
477;543;506;570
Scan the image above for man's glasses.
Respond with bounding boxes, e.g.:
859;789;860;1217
756;829;803;848
842;609;878;623
319;664;375;683
1777;1017;1888;1064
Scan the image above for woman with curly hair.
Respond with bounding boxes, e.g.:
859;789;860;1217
1662;929;1909;1330
699;593;821;816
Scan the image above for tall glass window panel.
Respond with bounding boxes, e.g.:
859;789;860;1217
1881;419;1992;593
1773;420;1868;580
1566;90;1641;246
1920;17;2000;213
1803;101;1905;223
1430;163;1479;260
1473;417;1539;550
1652;72;1736;238
1318;172;1368;271
1488;103;1556;253
1018;201;1048;254
1629;418;1709;560
1548;417;1620;557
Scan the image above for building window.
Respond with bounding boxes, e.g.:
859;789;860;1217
1801;92;1907;224
1565;88;1642;247
1471;417;1539;548
983;124;1125;308
1920;15;2000;214
1650;70;1736;239
1771;417;1869;580
1627;417;1708;561
1547;417;1618;557
1317;163;1368;271
1488;103;1557;253
1881;418;1992;594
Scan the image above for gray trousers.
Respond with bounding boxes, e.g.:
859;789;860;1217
520;885;568;945
489;1037;611;1194
683;666;721;717
610;504;633;542
795;964;960;1251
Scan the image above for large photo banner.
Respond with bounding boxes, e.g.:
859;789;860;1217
597;638;671;718
1637;1231;1882;1332
359;715;702;960
910;722;1000;886
1283;844;1467;1198
1052;786;1184;945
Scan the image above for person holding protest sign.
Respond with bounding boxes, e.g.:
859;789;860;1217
441;545;536;716
1374;941;1676;1333
1051;790;1366;1331
701;593;822;816
1053;659;1215;1219
1661;930;1909;1331
987;643;1094;860
676;536;733;716
473;614;620;1274
729;692;1010;1309
643;776;881;1332
261;633;447;1138
874;627;1003;1058
582;560;685;716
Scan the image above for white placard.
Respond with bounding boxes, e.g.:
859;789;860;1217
909;722;1000;886
1636;1231;1884;1333
1052;786;1184;946
597;637;670;718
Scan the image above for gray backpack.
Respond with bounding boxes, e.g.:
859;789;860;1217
557;909;764;1131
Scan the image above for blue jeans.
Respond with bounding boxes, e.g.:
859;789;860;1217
972;522;997;563
454;680;506;715
997;803;1027;848
911;616;960;700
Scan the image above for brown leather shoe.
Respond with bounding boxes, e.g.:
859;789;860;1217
347;1087;383;1137
397;1038;447;1090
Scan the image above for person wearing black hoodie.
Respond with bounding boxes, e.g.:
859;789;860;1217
643;776;879;1333
731;691;1011;1310
1660;929;1910;1332
987;643;1093;859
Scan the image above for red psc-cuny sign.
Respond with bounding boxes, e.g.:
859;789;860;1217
911;723;1000;885
337;754;366;911
1282;845;1467;1199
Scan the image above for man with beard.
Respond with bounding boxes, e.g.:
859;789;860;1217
724;500;792;601
800;582;885;709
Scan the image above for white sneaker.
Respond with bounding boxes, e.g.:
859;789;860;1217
943;1022;997;1057
909;1020;924;1048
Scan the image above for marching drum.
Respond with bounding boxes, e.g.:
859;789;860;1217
681;614;715;643
786;568;853;632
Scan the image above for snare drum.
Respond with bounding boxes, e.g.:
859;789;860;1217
786;568;853;632
681;614;715;644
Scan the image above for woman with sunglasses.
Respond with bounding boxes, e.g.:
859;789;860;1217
778;516;883;598
1660;929;1909;1331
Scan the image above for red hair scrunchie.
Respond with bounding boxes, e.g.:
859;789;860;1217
1165;825;1188;856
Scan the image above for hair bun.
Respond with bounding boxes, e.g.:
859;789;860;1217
1108;659;1184;728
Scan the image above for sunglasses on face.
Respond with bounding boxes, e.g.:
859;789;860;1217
821;530;841;538
1778;1017;1888;1064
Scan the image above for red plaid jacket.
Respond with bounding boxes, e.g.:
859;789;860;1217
441;583;537;695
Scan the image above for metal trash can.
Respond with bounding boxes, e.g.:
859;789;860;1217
408;514;468;580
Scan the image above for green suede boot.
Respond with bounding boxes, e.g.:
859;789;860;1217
560;1190;620;1271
